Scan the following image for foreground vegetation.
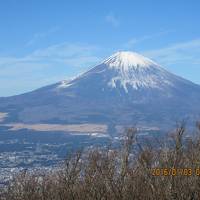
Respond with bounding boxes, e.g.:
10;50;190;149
1;123;200;200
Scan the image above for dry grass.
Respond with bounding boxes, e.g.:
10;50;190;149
1;124;200;199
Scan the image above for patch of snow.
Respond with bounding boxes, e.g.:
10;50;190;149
102;51;174;91
103;51;158;70
57;80;72;88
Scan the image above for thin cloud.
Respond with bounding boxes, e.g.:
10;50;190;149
125;30;174;49
143;38;200;66
26;26;60;46
105;12;120;27
0;43;102;96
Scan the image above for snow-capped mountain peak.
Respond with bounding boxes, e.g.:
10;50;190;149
1;51;200;130
103;51;158;70
99;51;172;92
57;51;173;92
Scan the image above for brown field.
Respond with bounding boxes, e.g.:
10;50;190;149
4;123;108;134
0;112;8;122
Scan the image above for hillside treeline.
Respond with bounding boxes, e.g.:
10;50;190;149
1;123;200;200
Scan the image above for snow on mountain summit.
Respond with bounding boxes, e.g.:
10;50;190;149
58;51;176;92
100;51;173;92
103;51;158;70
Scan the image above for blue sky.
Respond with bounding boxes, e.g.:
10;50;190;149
0;0;200;96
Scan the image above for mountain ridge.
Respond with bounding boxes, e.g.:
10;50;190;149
0;51;200;132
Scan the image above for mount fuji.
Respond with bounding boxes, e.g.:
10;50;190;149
0;51;200;132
